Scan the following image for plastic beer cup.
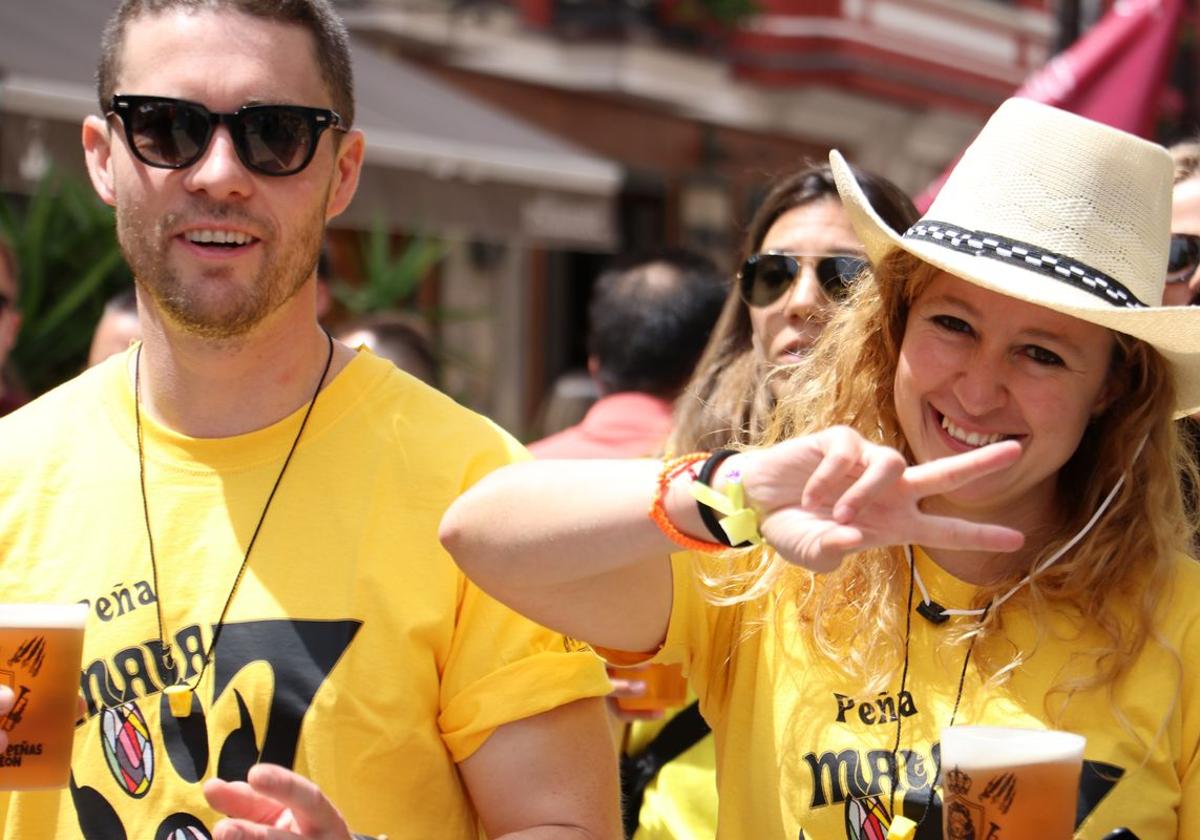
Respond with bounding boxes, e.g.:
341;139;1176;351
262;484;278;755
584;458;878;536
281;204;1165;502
940;725;1085;840
0;604;88;790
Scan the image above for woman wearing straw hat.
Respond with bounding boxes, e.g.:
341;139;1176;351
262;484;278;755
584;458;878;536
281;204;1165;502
441;98;1200;839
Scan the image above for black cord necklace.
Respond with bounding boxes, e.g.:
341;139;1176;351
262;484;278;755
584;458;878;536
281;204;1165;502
887;547;986;834
134;329;334;718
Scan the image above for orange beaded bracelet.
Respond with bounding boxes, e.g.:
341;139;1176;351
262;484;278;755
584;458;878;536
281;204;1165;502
648;453;728;553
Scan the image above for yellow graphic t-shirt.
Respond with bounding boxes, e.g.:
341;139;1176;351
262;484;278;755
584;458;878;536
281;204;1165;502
621;548;1200;840
0;347;611;839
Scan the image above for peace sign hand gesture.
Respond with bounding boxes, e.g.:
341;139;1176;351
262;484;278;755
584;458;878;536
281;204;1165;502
734;426;1025;572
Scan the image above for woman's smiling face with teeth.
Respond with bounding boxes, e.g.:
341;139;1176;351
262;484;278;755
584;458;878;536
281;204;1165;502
894;271;1116;525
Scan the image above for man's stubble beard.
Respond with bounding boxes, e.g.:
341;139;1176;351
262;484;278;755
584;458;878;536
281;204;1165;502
116;195;326;340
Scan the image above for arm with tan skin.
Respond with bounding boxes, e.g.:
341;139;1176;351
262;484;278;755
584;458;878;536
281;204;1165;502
457;699;621;839
442;457;677;655
439;427;1026;653
203;700;619;840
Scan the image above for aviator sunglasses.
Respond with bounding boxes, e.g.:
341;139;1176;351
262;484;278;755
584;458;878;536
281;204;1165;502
738;252;869;307
1167;232;1200;291
107;95;348;177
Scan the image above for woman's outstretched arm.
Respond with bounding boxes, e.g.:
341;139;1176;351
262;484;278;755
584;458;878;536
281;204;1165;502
439;430;1025;653
440;457;682;654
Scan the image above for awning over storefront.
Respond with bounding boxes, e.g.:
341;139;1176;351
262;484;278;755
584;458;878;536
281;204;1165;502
0;0;621;250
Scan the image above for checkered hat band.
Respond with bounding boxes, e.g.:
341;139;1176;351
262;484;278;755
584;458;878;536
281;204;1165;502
904;220;1148;309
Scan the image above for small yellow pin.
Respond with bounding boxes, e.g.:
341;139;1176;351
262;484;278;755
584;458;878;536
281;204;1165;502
886;816;917;840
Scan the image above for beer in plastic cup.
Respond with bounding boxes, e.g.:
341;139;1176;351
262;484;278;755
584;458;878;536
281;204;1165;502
940;725;1085;840
0;603;87;790
612;663;688;713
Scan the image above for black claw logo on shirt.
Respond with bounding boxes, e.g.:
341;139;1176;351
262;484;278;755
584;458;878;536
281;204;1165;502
69;618;361;838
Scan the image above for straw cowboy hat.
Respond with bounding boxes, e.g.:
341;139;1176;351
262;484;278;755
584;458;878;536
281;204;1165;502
830;97;1200;417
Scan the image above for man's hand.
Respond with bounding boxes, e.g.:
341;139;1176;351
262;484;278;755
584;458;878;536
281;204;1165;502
735;427;1026;572
0;687;76;755
204;764;353;840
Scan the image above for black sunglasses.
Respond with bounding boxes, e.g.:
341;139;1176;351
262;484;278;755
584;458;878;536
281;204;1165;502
738;252;869;307
1167;233;1200;287
107;95;347;177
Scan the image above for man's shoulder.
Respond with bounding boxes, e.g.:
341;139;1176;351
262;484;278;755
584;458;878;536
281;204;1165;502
343;350;527;464
355;354;499;429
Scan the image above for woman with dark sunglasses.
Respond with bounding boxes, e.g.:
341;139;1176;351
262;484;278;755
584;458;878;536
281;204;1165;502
618;165;916;840
671;163;917;454
1167;140;1200;528
1165;140;1200;307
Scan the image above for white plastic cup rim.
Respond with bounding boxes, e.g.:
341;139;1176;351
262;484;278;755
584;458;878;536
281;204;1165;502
941;725;1086;768
0;603;89;630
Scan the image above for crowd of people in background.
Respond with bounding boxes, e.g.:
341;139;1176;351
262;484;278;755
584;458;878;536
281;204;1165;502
2;2;1200;840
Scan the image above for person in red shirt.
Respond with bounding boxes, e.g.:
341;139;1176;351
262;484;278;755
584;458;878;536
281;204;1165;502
529;248;725;460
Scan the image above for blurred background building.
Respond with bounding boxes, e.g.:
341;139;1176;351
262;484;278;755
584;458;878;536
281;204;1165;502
1;0;1197;436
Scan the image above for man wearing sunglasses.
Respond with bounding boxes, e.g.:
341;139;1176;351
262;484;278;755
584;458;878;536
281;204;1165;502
0;2;617;839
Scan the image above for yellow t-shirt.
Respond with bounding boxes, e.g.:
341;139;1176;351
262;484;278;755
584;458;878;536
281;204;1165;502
0;347;610;839
631;547;1200;840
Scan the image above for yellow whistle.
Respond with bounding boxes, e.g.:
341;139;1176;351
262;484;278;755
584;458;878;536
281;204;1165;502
165;684;193;718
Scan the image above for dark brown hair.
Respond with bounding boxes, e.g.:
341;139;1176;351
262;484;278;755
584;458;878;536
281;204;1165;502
588;247;726;398
97;0;355;126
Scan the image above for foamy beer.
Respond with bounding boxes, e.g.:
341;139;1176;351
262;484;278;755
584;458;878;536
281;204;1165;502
0;604;87;789
940;725;1085;840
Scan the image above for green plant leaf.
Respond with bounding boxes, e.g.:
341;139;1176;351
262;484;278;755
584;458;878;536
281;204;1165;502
26;248;125;341
336;216;447;315
2;169;133;394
